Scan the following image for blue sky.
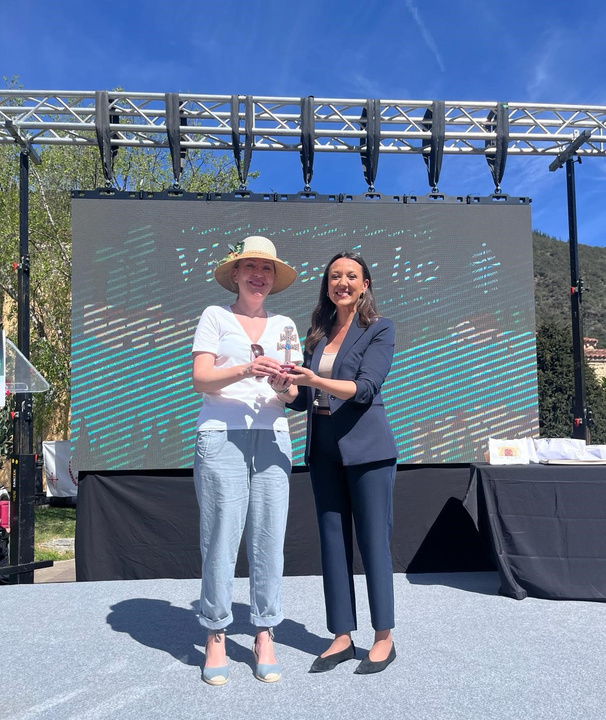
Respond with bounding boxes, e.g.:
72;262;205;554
3;0;606;245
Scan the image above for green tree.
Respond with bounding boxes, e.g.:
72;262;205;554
533;230;606;347
536;321;606;442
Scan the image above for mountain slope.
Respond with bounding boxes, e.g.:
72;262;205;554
533;231;606;345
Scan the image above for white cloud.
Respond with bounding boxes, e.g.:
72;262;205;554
403;0;445;73
525;26;570;102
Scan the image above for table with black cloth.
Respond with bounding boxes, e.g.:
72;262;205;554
464;462;606;601
75;465;493;582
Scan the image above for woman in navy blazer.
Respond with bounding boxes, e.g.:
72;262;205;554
274;252;398;675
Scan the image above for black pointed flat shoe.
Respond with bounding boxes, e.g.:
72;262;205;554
309;641;356;673
354;643;396;675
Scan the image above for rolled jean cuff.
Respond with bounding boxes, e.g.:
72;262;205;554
198;612;233;631
250;610;283;628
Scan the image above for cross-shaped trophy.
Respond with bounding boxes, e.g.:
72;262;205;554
277;326;300;367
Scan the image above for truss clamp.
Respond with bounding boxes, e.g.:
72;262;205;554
15;255;31;273
549;129;593;171
3;120;42;164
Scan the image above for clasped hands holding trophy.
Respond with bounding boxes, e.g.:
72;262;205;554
249;339;310;394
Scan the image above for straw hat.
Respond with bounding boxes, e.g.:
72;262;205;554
214;236;297;294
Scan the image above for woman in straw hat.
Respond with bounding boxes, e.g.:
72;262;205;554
191;235;302;685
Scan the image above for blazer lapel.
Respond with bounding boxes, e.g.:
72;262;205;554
333;314;365;376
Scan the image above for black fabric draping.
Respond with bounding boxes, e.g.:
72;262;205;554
76;465;490;582
75;471;200;582
464;463;606;601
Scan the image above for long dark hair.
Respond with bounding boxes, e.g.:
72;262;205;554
305;252;380;353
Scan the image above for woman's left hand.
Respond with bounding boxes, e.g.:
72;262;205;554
285;365;317;387
269;371;293;394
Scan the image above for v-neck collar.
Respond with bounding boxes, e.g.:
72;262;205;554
226;305;271;345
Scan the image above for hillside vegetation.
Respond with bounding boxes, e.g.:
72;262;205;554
533;231;606;345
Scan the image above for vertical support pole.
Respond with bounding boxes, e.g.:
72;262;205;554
566;157;589;441
9;149;35;584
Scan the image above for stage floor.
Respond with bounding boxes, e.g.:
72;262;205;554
4;573;605;720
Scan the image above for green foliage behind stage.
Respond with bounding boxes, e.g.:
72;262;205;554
533;231;606;441
536;320;606;442
533;230;606;346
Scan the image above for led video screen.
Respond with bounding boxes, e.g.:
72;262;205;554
71;194;539;470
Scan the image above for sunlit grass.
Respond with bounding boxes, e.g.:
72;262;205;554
34;505;76;562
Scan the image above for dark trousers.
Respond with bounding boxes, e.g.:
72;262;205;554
309;414;396;634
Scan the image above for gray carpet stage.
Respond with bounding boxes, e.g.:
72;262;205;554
4;573;606;720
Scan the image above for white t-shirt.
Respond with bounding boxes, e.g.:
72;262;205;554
192;305;303;431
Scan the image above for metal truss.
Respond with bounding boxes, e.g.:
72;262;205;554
2;90;606;158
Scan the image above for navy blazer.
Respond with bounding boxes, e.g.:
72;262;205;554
287;315;398;466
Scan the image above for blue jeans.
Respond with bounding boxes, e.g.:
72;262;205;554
193;429;291;630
